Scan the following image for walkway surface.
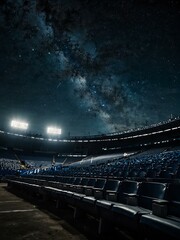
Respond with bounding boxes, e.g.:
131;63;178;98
0;183;89;240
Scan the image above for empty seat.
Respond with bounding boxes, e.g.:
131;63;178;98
159;170;174;179
73;178;107;216
96;181;139;227
117;180;139;204
68;177;82;191
104;179;121;201
96;179;121;210
62;177;75;190
84;178;97;196
140;183;180;240
111;182;167;232
83;178;107;204
75;178;89;193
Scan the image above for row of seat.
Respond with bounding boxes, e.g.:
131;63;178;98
0;159;21;177
33;150;180;180
7;176;180;239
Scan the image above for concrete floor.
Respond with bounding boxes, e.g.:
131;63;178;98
0;183;133;240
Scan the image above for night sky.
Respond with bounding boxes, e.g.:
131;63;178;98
0;0;179;136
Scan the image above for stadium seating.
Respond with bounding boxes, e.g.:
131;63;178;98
32;150;180;182
0;158;21;178
4;149;180;239
6;175;179;238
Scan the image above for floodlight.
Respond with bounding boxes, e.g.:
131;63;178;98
47;126;61;135
11;120;28;130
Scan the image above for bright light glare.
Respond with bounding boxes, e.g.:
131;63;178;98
11;120;28;130
47;127;61;135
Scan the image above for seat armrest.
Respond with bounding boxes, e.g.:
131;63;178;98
106;192;117;202
94;187;103;191
75;186;84;193
126;194;138;206
85;188;93;196
127;193;137;197
94;189;104;199
152;200;168;218
153;199;168;205
106;190;117;194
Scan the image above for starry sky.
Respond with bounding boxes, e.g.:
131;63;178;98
0;0;179;136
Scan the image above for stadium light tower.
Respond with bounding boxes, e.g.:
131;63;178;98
10;119;29;130
47;126;62;135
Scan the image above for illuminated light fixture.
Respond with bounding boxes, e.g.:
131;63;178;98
47;127;61;135
11;120;28;130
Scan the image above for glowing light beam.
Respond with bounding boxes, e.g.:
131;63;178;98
47;126;62;135
10;120;28;130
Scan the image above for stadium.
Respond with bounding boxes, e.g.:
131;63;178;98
1;117;180;240
0;1;180;240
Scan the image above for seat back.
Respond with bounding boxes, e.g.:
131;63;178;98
63;177;71;184
105;179;120;201
117;180;139;203
55;176;63;182
94;178;106;190
68;177;76;184
84;178;97;196
166;183;180;217
80;178;89;186
105;179;120;191
93;178;107;199
73;177;82;185
138;182;167;210
159;170;173;179
146;169;159;178
75;178;89;193
86;178;97;187
58;177;68;184
62;177;75;189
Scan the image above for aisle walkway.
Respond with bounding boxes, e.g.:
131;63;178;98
0;183;88;240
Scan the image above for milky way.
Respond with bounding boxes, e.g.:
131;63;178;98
0;0;179;136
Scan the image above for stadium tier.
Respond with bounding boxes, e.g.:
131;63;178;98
0;118;180;155
0;119;180;240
